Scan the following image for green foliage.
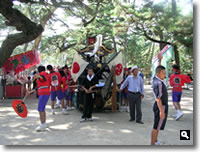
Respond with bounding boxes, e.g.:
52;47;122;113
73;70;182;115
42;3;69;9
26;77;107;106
0;0;193;74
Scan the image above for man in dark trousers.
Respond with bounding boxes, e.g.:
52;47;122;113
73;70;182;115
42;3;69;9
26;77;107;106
151;65;168;145
80;66;98;122
119;65;144;124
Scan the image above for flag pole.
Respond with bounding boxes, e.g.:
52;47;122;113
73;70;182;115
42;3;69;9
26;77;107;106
112;65;117;112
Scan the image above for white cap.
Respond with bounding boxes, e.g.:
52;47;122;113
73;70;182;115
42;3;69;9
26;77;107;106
131;65;138;71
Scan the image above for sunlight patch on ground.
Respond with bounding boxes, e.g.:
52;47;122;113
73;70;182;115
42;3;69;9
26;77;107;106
46;119;54;123
167;117;175;121
0;107;14;112
92;116;100;120
7;135;29;140
120;129;133;134
30;138;43;143
9;123;23;128
182;110;193;114
27;113;39;118
49;122;73;130
80;125;98;131
106;121;115;124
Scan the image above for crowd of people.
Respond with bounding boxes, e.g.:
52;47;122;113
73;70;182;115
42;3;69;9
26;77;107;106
22;62;192;145
119;63;191;145
27;64;77;131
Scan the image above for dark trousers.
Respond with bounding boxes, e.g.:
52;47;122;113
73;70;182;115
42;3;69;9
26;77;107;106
82;93;94;119
127;92;142;121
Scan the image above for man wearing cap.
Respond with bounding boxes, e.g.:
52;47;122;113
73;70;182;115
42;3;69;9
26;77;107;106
119;65;144;124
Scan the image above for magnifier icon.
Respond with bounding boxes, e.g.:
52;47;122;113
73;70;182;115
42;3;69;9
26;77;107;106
181;131;189;139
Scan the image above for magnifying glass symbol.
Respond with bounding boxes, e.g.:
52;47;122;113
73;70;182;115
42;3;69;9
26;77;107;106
181;131;189;139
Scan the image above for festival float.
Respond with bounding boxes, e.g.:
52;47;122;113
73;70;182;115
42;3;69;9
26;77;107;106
71;35;124;111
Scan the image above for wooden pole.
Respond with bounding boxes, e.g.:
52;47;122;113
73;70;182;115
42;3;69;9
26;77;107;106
112;65;117;112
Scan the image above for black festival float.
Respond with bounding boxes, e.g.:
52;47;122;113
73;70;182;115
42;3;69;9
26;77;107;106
73;35;123;112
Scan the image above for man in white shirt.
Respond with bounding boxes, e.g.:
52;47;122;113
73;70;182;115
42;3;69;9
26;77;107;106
119;66;144;124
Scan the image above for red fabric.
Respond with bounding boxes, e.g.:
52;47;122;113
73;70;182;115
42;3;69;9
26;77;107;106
89;37;96;44
115;63;123;76
6;85;26;98
169;73;191;92
62;75;76;92
124;68;128;71
2;50;40;74
37;71;50;96
48;71;62;91
72;62;80;74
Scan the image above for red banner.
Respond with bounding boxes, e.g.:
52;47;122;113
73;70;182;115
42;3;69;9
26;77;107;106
2;50;40;74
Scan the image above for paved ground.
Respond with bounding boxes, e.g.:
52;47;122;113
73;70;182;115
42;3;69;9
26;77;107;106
0;85;193;145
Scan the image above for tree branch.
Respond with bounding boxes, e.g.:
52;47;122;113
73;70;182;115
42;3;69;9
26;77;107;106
0;0;43;68
59;43;77;53
83;0;101;27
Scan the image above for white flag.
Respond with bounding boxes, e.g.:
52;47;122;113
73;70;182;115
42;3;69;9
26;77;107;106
71;52;89;82
108;52;124;84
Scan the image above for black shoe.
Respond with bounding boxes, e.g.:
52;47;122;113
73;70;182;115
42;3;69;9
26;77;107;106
136;121;144;124
129;119;135;122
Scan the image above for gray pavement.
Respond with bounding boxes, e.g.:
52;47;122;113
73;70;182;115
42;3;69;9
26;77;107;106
0;85;193;145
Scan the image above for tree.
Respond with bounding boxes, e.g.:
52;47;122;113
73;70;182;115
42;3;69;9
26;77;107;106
0;0;43;68
0;0;193;74
118;0;193;66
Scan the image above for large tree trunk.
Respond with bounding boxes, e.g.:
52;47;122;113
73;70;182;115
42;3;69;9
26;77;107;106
0;0;43;68
112;36;117;52
171;0;177;15
171;0;180;66
159;31;166;50
123;33;128;67
173;44;180;66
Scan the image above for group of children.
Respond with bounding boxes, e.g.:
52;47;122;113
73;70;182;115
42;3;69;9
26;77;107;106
28;64;76;131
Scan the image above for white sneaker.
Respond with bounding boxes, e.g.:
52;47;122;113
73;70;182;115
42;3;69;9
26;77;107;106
127;106;130;113
88;118;93;121
80;118;86;123
62;110;69;115
172;113;178;118
52;110;55;115
176;113;183;121
67;107;72;111
124;106;127;112
35;124;48;132
55;104;60;109
123;106;126;112
155;141;161;145
119;106;123;112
